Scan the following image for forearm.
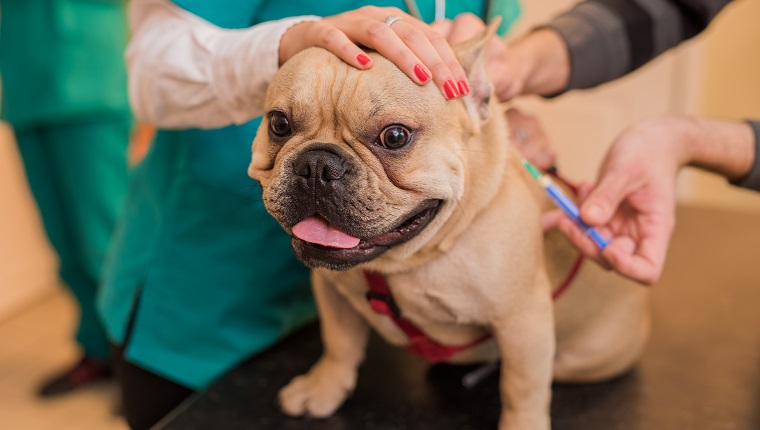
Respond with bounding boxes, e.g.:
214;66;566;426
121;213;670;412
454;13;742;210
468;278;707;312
509;0;732;97
682;118;760;190
506;29;570;99
127;0;318;129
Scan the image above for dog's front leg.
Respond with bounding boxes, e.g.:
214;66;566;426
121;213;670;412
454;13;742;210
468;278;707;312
494;285;555;430
279;270;370;418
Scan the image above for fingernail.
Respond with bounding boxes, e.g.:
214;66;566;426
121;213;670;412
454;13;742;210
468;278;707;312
586;204;603;220
414;64;430;82
444;80;459;99
357;54;371;66
457;79;470;96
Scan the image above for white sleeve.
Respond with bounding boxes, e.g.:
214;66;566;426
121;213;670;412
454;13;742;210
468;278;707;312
127;0;320;129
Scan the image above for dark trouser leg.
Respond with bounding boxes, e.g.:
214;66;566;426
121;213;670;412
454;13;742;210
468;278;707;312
111;344;195;430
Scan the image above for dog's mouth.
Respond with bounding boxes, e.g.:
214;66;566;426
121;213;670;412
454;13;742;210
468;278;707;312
290;199;442;270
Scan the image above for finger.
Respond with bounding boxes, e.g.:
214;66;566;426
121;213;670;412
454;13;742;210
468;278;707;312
638;219;673;270
390;20;467;98
520;137;555;171
541;209;563;232
349;19;439;87
602;242;662;285
422;25;470;96
307;21;374;70
430;19;453;38
576;182;593;201
611;213;674;284
447;13;486;44
535;147;557;171
580;172;630;226
507;109;556;170
365;7;467;97
325;9;436;86
516;142;554;172
331;8;467;99
556;217;603;261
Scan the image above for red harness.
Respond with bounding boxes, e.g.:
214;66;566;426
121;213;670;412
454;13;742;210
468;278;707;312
363;168;584;363
363;271;493;363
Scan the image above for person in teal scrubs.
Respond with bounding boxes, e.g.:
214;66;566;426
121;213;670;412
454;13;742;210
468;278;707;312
99;1;519;429
0;0;130;396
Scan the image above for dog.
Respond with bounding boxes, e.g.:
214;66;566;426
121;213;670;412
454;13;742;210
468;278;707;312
248;25;651;430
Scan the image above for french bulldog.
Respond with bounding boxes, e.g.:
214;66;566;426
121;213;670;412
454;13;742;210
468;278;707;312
248;25;650;430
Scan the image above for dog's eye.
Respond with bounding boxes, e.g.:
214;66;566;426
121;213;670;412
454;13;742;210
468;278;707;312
378;125;412;150
269;112;292;137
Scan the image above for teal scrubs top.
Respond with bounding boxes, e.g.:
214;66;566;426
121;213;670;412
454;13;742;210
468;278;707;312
0;0;130;128
98;0;520;390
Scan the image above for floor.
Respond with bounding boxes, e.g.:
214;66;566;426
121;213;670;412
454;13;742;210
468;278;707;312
0;121;154;430
0;287;128;430
159;205;760;430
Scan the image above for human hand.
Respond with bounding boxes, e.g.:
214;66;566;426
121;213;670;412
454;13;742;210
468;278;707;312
505;108;556;171
431;13;523;101
280;6;468;100
542;117;693;285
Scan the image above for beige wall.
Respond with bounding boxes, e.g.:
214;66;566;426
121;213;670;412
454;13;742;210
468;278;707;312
0;124;58;321
677;0;760;212
699;0;760;120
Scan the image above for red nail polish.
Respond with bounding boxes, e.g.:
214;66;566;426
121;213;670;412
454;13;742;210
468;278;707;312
414;64;430;82
457;79;470;96
444;80;459;99
357;54;371;66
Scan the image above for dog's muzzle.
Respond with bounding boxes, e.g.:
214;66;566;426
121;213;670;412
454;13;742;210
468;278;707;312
278;145;441;270
293;148;347;186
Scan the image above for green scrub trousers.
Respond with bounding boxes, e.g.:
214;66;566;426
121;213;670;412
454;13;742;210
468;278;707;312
16;122;129;360
0;0;131;361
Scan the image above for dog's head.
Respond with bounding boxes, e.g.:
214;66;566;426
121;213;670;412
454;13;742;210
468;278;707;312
249;24;509;271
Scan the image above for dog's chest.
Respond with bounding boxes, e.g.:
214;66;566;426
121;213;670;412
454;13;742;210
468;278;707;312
331;268;491;346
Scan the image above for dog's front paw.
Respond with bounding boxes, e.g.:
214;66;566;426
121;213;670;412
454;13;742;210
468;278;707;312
278;358;357;418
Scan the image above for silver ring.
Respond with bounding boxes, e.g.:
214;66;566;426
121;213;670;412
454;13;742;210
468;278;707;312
384;15;403;27
514;128;529;142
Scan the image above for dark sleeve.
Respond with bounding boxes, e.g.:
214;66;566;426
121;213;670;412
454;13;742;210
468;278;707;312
545;0;733;91
730;120;760;192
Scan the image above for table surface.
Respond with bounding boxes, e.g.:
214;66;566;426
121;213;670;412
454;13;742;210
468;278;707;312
157;206;760;430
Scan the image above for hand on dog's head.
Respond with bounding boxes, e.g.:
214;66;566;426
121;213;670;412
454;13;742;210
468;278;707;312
249;22;510;271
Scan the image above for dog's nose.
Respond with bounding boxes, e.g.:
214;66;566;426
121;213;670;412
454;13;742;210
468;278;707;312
293;149;347;182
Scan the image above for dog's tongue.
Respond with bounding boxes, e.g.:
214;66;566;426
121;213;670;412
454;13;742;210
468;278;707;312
292;216;361;249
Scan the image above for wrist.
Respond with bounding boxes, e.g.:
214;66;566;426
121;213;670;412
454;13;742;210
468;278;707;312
647;116;698;169
507;29;570;98
682;117;756;181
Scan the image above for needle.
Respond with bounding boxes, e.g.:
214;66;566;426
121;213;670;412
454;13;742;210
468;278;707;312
521;159;609;250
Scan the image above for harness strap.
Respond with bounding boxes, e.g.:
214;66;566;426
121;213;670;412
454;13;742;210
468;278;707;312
552;254;584;300
363;167;585;363
363;271;492;363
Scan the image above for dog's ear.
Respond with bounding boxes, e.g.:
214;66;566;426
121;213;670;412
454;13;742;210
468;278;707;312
453;18;501;125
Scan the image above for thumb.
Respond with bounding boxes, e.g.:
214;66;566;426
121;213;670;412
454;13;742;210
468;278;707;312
581;172;628;225
540;209;564;232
